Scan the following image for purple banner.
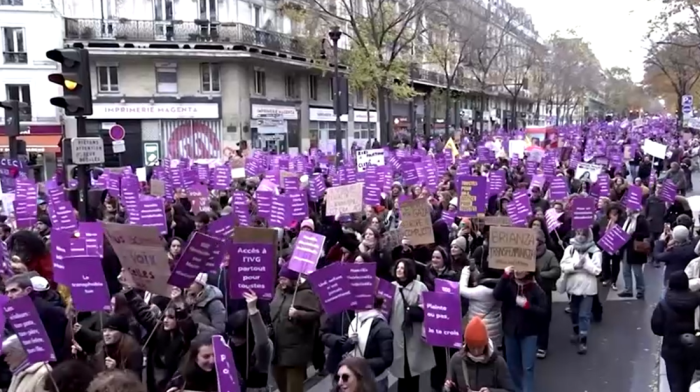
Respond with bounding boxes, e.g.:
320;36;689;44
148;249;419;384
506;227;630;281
375;278;395;321
212;335;241;392
597;224;630;254
659;179;677;203
571;197;596;229
4;295;56;364
423;291;462;349
64;256;111;312
168;232;222;288
228;243;275;300
288;231;325;275
341;263;377;310
457;176;487;216
435;278;459;295
307;262;354;315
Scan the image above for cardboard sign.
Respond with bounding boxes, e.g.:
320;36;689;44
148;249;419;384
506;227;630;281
488;226;536;272
483;216;512;227
325;182;364;216
400;198;435;245
150;179;165;197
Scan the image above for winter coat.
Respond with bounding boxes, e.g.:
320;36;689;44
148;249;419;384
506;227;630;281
445;346;515;392
559;246;602;296
269;282;321;367
348;311;394;378
651;290;700;363
622;214;651;265
668;168;688;191
644;195;667;234
459;271;502;344
423;266;459;292
189;285;227;334
389;280;436;378
655;238;697;282
492;274;547;338
535;249;561;293
320;310;356;374
32;295;70;362
8;362;50;392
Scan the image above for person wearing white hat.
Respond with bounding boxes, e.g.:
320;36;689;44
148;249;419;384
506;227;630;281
177;272;227;334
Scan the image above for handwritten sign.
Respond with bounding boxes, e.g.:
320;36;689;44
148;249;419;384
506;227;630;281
483;216;512;227
488;226;536;271
325;182;364;216
400;198;435;245
150;179;165;197
102;222;172;296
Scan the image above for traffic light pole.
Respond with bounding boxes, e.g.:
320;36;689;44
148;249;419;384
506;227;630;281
76;116;91;221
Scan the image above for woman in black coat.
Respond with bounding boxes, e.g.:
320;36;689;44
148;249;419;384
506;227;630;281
619;208;651;299
651;271;700;392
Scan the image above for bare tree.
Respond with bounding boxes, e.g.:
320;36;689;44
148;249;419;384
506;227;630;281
645;32;700;126
424;0;482;129
464;0;526;133
500;40;538;130
283;0;439;143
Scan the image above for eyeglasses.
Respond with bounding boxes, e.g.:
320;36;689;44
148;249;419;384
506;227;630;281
334;373;351;383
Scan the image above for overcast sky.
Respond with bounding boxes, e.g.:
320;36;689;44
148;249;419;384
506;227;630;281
508;0;664;82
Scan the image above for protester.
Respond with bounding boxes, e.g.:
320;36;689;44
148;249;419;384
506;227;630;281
3;334;52;392
89;370;147;392
534;229;561;358
165;333;218;391
335;356;379;392
44;360;97;392
651;271;700;392
444;317;515;391
559;228;602;355
389;258;435;392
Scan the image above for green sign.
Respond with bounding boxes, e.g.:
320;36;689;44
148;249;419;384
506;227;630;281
143;142;160;166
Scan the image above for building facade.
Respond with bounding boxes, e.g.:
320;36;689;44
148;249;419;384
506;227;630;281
0;0;66;179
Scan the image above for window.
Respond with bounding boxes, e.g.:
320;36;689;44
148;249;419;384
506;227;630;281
198;0;217;21
309;75;318;100
154;0;174;39
5;84;31;119
200;63;220;93
3;27;26;64
0;0;24;5
285;75;298;98
156;63;177;93
253;69;266;95
355;89;364;105
96;65;119;92
254;5;262;28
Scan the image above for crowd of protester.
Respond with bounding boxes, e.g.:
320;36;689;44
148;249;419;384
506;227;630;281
0;123;699;392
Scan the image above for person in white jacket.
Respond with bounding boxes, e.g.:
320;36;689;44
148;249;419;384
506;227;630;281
459;262;503;348
559;228;602;355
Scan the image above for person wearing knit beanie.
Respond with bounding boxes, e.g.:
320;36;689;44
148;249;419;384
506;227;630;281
451;236;467;254
103;314;130;335
464;316;489;351
300;218;315;232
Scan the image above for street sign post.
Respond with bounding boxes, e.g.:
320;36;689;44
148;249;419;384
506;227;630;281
682;95;693;126
71;137;105;165
109;124;126;154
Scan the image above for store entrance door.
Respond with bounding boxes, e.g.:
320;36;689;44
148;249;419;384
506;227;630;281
260;134;286;154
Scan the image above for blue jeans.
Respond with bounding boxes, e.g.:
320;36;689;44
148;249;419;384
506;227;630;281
504;335;538;392
570;295;593;335
622;262;645;295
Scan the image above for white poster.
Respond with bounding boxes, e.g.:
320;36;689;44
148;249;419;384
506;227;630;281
356;149;385;172
575;163;603;183
643;139;668;160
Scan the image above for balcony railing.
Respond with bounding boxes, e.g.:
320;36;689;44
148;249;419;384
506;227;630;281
3;52;27;64
65;18;305;54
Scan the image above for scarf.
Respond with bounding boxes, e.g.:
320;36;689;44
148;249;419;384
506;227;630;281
623;213;638;235
348;309;388;379
569;234;599;255
465;339;494;363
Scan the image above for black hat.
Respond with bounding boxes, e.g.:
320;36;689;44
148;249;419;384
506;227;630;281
37;215;52;228
103;314;130;334
338;232;360;254
668;271;690;292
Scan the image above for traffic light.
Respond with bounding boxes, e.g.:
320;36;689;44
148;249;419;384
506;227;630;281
0;100;24;137
46;48;92;116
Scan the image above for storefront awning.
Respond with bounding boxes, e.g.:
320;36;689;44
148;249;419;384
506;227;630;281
0;135;61;153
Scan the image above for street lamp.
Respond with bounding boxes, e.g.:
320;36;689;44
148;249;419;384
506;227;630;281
328;26;343;165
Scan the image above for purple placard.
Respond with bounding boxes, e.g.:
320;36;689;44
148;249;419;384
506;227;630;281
168;232;222;288
341;263;377;310
288;231;326;275
571;197;596;229
4;295;56;364
77;222;104;257
659;179;677;203
228;243;275;300
48;200;78;232
212;335;241;392
63;256;111;312
597;224;631;254
435;278;459;295
457;175;487;216
423;291;462;349
376;278;395;321
208;214;235;239
549;177;569;201
306;263;354;315
623;185;643;210
51;230;88;285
